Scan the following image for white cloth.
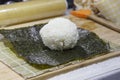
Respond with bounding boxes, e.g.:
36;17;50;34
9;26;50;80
96;0;120;27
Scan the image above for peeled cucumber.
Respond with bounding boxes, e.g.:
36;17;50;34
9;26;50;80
0;0;67;26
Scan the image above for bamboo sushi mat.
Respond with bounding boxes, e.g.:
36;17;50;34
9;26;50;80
0;41;65;79
0;40;120;79
0;16;120;79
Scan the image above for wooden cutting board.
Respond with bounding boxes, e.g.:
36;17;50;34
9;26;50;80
0;15;120;80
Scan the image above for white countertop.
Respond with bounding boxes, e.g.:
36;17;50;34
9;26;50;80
48;56;120;80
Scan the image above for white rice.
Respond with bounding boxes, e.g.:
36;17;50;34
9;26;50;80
40;18;79;50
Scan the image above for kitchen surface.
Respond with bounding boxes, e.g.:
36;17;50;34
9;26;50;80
0;0;120;80
49;56;120;80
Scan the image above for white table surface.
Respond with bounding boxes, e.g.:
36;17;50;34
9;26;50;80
48;56;120;80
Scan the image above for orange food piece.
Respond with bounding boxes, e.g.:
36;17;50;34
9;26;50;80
71;10;91;18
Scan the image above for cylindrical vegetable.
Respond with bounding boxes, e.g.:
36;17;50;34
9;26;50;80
0;0;67;26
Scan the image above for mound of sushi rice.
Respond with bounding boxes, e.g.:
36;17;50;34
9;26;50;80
40;18;79;50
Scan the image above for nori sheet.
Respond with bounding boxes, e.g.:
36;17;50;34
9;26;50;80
0;24;110;66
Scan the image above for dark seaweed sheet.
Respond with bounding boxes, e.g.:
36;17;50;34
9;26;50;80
0;24;110;67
